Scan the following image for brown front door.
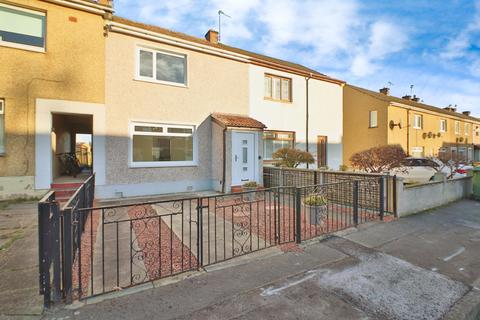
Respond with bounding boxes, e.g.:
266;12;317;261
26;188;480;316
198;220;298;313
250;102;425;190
317;136;327;168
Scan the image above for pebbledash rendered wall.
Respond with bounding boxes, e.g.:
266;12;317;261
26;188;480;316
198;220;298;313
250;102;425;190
396;176;473;217
98;31;251;198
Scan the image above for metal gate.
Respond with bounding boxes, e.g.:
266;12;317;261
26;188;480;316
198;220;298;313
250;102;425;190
39;179;387;306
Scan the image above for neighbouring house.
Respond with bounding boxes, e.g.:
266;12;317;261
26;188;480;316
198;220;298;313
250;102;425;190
0;0;112;200
343;85;480;166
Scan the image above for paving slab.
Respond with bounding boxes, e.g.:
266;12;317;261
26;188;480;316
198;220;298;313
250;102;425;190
0;202;43;318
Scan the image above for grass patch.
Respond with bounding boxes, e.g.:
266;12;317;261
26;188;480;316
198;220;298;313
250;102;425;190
0;229;25;252
0;196;42;210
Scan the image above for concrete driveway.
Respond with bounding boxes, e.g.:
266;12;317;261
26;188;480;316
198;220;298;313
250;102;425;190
40;199;480;319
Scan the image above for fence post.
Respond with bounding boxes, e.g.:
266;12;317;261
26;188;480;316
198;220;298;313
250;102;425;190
38;201;51;308
314;171;318;185
379;176;385;221
295;188;301;244
51;202;62;303
63;208;73;304
353;181;359;226
196;198;203;268
393;175;398;217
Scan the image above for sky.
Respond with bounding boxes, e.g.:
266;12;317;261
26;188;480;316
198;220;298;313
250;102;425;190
114;0;480;115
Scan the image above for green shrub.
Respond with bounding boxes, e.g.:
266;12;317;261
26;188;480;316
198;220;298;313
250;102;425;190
243;181;259;188
303;195;327;206
272;148;315;168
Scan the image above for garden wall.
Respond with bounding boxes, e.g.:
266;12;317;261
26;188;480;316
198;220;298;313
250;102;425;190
396;176;473;217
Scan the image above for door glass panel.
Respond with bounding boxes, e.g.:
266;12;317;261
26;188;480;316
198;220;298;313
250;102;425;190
242;147;248;163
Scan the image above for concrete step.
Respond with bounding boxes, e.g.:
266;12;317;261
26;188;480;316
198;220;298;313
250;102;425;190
51;182;83;190
53;189;77;198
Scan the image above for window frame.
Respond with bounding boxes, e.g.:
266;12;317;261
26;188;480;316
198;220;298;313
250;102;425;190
262;130;295;161
135;46;188;87
128;121;197;168
264;74;292;103
464;123;470;136
369;110;378;128
439;119;447;133
0;98;4;155
455;121;460;135
411;146;424;157
412;114;423;129
0;2;46;53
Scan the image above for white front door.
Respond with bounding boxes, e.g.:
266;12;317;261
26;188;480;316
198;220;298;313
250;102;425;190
232;131;256;185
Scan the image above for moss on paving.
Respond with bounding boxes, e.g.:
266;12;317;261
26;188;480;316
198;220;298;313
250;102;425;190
0;229;25;252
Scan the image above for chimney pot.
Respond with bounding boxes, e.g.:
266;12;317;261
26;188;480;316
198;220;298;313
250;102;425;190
462;111;471;116
379;87;390;95
402;95;412;100
205;29;219;44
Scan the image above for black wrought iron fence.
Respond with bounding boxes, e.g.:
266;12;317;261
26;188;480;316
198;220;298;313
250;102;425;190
263;166;396;215
39;173;389;305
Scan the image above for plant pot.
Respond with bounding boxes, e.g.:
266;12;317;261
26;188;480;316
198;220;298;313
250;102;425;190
304;204;327;225
242;187;258;202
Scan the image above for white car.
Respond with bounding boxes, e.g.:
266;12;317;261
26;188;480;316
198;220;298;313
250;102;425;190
391;157;445;184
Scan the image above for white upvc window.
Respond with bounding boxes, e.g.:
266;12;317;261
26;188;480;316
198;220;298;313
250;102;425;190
465;123;470;136
411;146;424;158
264;74;291;102
369;110;378;128
0;3;46;52
0;99;4;154
455;121;460;135
475;126;480;137
136;47;187;86
129;122;196;167
413;114;423;129
439;119;447;132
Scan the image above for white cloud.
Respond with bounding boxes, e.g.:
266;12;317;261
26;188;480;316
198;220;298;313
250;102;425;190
440;0;480;77
350;21;408;77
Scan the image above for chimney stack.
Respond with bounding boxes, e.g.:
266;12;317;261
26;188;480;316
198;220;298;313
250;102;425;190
402;95;412;100
379;87;390;95
444;104;457;112
462;111;471;116
205;30;219;44
411;95;420;102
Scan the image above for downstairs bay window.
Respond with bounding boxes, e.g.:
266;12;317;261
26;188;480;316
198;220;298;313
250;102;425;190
263;131;295;161
130;122;196;167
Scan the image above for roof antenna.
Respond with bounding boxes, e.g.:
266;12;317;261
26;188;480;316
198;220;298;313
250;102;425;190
410;84;414;95
387;81;394;88
218;10;231;43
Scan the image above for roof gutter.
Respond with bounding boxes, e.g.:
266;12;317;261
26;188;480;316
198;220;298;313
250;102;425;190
251;58;345;85
108;22;250;63
40;0;113;15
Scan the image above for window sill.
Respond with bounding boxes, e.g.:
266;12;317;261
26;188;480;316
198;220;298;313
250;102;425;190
0;41;45;53
412;127;422;130
133;77;188;88
129;161;198;168
263;97;292;104
368;126;378;129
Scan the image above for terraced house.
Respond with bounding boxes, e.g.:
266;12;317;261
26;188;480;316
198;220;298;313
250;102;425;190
0;0;345;200
343;85;480;165
0;0;112;200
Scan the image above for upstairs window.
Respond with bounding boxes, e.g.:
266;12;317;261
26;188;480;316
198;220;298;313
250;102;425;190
0;99;4;155
136;47;187;86
465;123;470;136
475;126;479;137
263;131;295;160
455;121;460;135
264;74;291;102
130;122;195;167
413;114;423;129
369;110;378;128
439;119;447;132
0;3;46;52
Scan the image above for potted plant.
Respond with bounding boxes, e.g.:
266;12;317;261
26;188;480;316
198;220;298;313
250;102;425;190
303;194;328;225
242;181;259;202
